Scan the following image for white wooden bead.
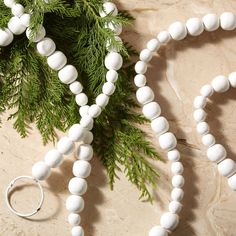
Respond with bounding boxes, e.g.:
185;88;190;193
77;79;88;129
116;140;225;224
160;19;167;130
37;37;56;57
202;13;219;31
75;93;88;106
73;160;91;178
159;132;177;151
135;61;148;74
96;94;109;108
47;51;67;71
26;26;46;42
142;102;161;120
44;149;63;168
0;28;13;46
32;161;51;181
228;174;236;190
220;12;236;31
169;201;182;214
171;162;184;175
140;49;153;62
102;82;116;96
105;22;122;35
207;144;227;163
147;38;160;52
57;137;75;155
20;13;31;27
66;195;84;213
68;124;85;142
168;149;180;162
172;175;185;188
151;116;169;135
105;52;123;70
79;105;89;117
134;74;147;87
58;65;78;84
168;21;187;40
186;17;204;36
68;177;88;195
68;213;81;226
83;131;94;144
106;36;122;52
4;0;16;8
106;70;118;83
160;212;179;231
228;72;236;88
202;133;215;147
149;226;168;236
193;109;206;123
211;75;230;93
136;86;154;105
171;188;184;201
200;84;214;97
218;159;236;177
99;2;118;17
71;226;84;236
80;115;94;130
196;122;209;135
69;81;83;95
193;96;206;109
77;144;93;161
8;16;26;35
89;104;102;118
11;3;24;17
157;30;171;44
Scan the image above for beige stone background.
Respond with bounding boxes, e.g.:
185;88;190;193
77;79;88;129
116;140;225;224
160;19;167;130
1;0;236;235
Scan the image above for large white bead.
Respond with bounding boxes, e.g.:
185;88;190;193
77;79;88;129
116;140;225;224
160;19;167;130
134;74;147;88
140;49;153;62
147;38;160;52
68;124;85;142
202;13;219;31
168;21;187;40
80;115;94;130
105;52;123;70
71;226;84;236
69;81;83;95
220;12;236;31
66;195;84;213
102;82;116;96
57;137;75;155
157;31;171;44
73;160;91;178
171;162;184;175
228;174;236;190
142;102;161;120
32;161;51;180
169;201;182;214
37;37;56;57
228;72;236;88
151;116;169;135
75;93;88;107
47;51;67;71
20;13;31;27
135;61;148;74
200;84;214;97
106;70;118;83
202;133;215;147
4;0;16;8
106;36;122;52
186;17;204;36
211;75;230;93
68;177;88;195
79;105;89;117
96;94;109;108
8;16;26;35
136;86;154;105
160;212;179;231
0;28;13;46
99;2;118;17
149;226;168;236
171;188;184;201
77;144;93;161
68;213;81;226
83;131;94;144
44;149;63;168
159;132;177;151
193;109;206;123
89;104;102;118
168;149;180;162
193;96;206;109
58;65;78;84
26;26;46;42
105;22;122;35
207;144;227;163
196;122;209;135
172;175;185;188
11;3;24;17
218;159;236;177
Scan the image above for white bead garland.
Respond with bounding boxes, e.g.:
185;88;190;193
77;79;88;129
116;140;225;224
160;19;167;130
47;51;67;71
186;17;204;36
168;21;187;40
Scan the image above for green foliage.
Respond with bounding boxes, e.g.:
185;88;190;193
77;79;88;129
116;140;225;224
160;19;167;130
0;0;161;201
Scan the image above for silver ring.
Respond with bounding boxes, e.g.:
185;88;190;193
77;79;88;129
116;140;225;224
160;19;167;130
5;175;44;217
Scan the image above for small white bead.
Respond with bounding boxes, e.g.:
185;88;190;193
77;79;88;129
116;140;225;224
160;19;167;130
68;124;85;142
47;51;67;71
37;37;56;57
220;12;236;31
169;201;182;214
102;82;116;96
11;3;24;17
134;74;147;87
80;115;94;130
193;96;206;109
202;133;215;147
202;13;219;31
66;195;84;213
58;65;78;84
168;21;187;40
68;213;81;226
32;161;51;181
136;86;154;105
151;116;169;135
105;22;122;35
200;84;214;97
171;187;184;201
218;159;236;177
106;70;118;83
193;109;206;123
207;144;227;163
20;13;31;27
228;174;236;190
135;61;148;74
105;52;123;70
196;122;209;135
140;49;153;62
96;94;109;108
79;105;89;117
149;226;168;236
106;36;122;52
147;38;160;52
75;93;88;106
212;75;230;93
71;226;84;236
168;149;180;162
68;177;88;195
26;26;46;42
171;162;184;175
159;132;177;151
0;28;13;46
228;72;236;88
73;160;92;178
99;2;118;17
142;102;161;120
44;149;63;168
57;137;75;155
89;104;102;118
4;0;16;8
83;131;93;144
157;30;171;44
8;16;26;35
160;212;179;231
172;175;185;188
69;81;83;95
77;144;93;161
186;17;204;36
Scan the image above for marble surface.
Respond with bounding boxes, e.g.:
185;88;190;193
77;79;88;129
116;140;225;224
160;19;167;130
1;0;236;235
